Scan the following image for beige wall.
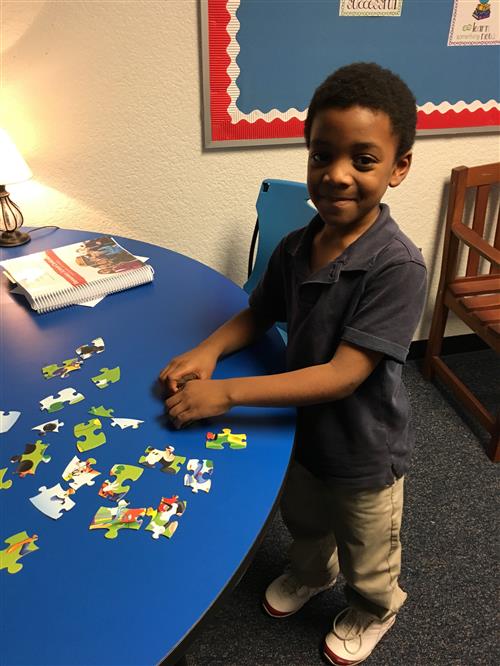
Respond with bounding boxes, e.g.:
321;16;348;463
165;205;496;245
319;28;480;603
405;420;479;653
1;0;499;338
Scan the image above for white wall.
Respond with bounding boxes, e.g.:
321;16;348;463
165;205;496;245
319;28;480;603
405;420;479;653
2;0;499;338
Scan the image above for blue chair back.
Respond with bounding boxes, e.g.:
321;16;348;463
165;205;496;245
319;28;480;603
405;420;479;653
243;179;315;295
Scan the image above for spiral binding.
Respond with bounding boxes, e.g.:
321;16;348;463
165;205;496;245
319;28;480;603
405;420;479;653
32;265;154;313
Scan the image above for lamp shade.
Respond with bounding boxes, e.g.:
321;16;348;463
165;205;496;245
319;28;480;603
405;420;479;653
0;129;32;185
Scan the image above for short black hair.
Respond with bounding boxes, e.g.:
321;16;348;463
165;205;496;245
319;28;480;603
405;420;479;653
304;62;417;158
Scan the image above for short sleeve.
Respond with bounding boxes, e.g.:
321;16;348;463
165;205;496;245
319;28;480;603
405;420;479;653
342;260;427;362
248;240;287;323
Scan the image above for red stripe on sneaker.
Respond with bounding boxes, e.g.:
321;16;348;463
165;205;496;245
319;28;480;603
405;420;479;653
323;642;358;665
262;599;294;618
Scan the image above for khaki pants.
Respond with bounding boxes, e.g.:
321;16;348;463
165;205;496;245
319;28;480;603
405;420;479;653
281;461;407;621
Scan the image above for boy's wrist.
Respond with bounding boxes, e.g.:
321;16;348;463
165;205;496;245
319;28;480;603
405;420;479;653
197;337;223;361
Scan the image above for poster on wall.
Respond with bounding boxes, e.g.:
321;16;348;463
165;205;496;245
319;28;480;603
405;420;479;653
201;0;500;147
339;0;404;17
448;0;499;46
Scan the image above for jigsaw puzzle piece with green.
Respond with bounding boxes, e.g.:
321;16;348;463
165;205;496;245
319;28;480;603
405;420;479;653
40;388;85;413
74;419;106;453
76;337;105;359
145;496;187;540
42;358;83;380
98;463;143;501
91;367;120;389
0;467;12;490
138;445;186;474
205;428;247;450
10;440;51;477
89;405;114;418
0;531;39;574
89;500;146;539
184;459;214;494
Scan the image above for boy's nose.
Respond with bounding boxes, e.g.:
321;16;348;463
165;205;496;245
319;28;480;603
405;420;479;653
323;161;353;186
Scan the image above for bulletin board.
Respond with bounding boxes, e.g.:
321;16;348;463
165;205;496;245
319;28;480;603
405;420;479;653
201;0;500;147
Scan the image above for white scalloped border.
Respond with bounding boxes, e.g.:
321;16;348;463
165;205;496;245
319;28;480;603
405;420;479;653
225;0;499;125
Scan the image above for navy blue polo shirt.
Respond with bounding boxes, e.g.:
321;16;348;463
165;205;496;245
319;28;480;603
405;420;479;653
249;204;427;488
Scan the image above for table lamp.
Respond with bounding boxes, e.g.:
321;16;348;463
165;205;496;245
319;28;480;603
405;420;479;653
0;128;33;247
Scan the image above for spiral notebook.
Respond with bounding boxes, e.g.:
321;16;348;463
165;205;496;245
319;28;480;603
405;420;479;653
0;236;154;313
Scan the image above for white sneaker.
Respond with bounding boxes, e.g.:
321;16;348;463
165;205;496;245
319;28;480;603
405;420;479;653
323;607;396;665
263;571;336;618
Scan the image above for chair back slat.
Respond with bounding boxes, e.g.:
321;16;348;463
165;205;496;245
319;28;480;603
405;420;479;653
466;184;490;276
491;205;500;274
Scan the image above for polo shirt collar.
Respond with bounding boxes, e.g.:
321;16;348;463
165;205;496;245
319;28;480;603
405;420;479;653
288;204;400;281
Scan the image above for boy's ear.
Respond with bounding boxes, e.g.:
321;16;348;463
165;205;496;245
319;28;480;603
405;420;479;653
389;151;412;188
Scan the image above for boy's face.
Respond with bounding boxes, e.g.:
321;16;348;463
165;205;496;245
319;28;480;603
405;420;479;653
307;105;411;235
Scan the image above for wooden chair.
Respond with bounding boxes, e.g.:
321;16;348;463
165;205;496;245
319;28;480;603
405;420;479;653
423;163;500;461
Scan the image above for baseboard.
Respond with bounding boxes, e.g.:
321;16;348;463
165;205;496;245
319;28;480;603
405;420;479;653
408;334;489;360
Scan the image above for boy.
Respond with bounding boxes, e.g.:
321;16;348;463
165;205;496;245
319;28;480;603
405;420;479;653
160;62;427;665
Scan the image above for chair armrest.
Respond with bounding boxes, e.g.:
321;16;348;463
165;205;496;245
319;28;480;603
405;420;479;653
452;224;500;267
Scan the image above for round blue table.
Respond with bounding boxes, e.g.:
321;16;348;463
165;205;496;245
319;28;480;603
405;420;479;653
0;228;295;666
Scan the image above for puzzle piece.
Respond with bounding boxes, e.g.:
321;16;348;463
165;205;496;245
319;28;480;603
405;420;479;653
205;428;247;450
32;419;64;435
0;411;21;434
98;464;143;501
0;468;12;490
74;419;106;453
29;483;76;520
145;496;187;540
89;405;114;418
42;357;83;380
139;445;186;474
89;500;146;539
40;387;85;413
0;531;39;574
11;440;51;477
76;337;105;359
62;455;101;490
110;417;144;430
184;459;214;494
91;367;120;389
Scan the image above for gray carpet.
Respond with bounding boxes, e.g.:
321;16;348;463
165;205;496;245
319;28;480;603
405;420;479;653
185;350;499;665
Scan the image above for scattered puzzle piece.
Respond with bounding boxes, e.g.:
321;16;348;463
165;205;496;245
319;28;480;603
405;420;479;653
139;445;186;474
98;464;143;501
40;388;85;413
62;455;100;490
0;468;12;490
11;440;51;477
74;419;106;453
0;531;39;574
184;459;214;494
110;417;144;430
205;428;247;450
145;496;187;540
32;419;64;435
42;357;83;380
29;483;76;519
91;367;120;389
76;337;105;359
89;500;146;539
0;411;21;434
89;405;114;418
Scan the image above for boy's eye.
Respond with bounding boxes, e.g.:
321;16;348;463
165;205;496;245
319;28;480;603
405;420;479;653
354;155;377;168
310;152;330;165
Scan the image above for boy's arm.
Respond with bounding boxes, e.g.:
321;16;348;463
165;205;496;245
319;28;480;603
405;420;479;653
166;341;381;428
159;307;275;394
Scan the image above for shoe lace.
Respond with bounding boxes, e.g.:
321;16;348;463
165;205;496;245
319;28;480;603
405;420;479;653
333;608;373;655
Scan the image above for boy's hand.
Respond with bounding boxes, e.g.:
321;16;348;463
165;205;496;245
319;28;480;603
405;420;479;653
165;379;231;429
159;348;218;395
